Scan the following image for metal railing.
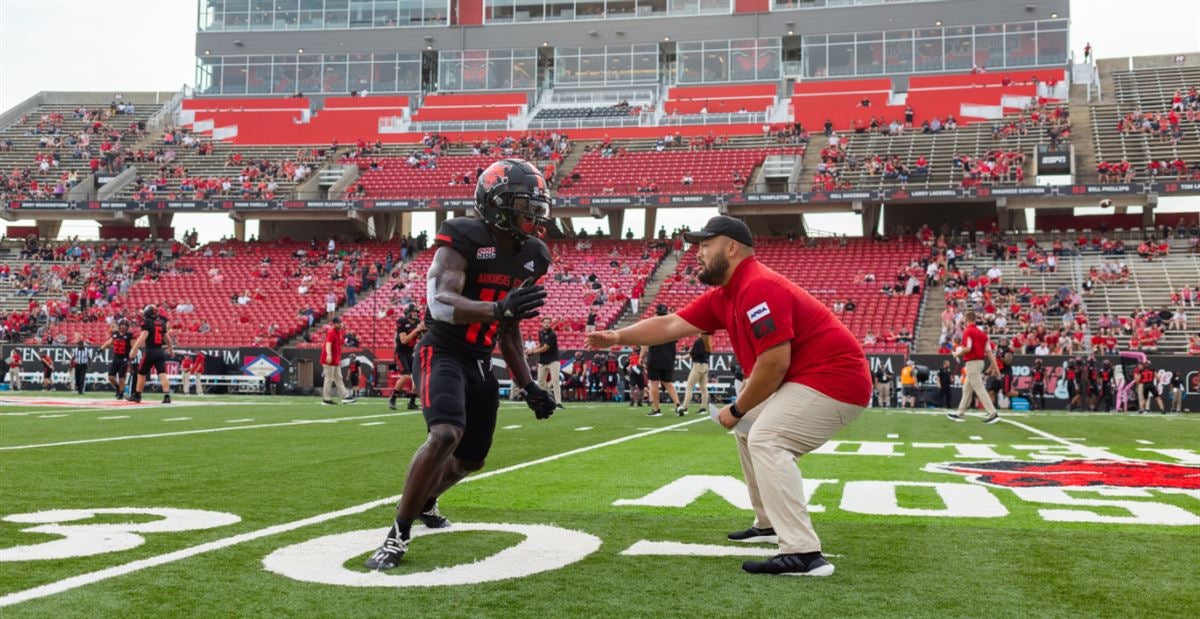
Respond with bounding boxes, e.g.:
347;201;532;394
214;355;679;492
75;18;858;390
549;89;657;105
657;111;768;126
407;120;510;133
525;116;644;130
150;84;191;132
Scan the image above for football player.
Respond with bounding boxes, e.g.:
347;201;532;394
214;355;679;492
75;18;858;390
97;319;134;399
365;159;559;570
128;305;174;404
388;303;424;410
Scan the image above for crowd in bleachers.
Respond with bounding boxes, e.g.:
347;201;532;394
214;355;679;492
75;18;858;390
127;152;312;201
1116;86;1199;146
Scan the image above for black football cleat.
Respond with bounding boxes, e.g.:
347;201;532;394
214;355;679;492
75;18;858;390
364;537;408;571
162;395;172;404
946;413;966;422
742;552;835;577
128;393;142;404
727;526;778;544
388;398;397;410
983;414;1001;424
417;501;451;529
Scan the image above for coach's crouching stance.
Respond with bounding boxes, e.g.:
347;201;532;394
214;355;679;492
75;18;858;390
586;216;871;577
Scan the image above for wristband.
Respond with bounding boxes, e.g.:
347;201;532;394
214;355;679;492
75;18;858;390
730;402;745;418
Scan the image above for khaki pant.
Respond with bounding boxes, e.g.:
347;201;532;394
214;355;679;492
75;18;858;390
683;362;710;409
874;382;891;407
322;364;349;401
8;368;19;390
538;360;562;403
956;359;997;415
735;382;864;554
1170;386;1183;412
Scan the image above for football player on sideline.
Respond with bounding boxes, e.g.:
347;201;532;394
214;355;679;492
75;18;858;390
366;159;559;571
128;305;175;404
388;303;425;410
97;319;134;399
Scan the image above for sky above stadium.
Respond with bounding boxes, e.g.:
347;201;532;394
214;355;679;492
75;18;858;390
1;0;1198;241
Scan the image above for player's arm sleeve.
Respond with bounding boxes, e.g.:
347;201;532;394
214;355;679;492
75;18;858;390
675;288;723;333
426;245;496;324
498;321;534;387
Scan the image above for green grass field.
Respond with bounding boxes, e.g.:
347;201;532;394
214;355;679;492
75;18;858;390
1;394;1198;618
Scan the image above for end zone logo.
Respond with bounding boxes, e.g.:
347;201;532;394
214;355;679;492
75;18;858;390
928;459;1200;489
476;246;497;260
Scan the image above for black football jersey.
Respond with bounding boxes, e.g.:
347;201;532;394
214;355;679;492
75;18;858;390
141;317;169;349
111;331;134;358
395;318;419;353
421;217;551;358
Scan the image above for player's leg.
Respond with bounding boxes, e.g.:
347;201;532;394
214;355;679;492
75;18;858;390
154;354;171;402
741;383;862;576
663;377;682;408
699;367;711;409
420;365;499;527
367;347;466;570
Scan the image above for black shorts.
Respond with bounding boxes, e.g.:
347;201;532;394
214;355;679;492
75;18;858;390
902;385;917;397
1142;383;1158;397
647;367;675;382
42;368;52;380
627;371;645;388
108;356;130;377
413;344;498;463
395;348;414;374
138;347;168;375
604;373;617;386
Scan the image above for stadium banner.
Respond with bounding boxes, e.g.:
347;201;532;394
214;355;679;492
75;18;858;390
549;350;905;385
908;354;1199;410
7;181;1200;213
1;344;276;378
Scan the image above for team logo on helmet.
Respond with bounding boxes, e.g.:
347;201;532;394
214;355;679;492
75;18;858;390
479;161;513;194
928;459;1200;489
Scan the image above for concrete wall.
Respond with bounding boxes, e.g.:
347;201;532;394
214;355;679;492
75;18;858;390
196;0;1069;58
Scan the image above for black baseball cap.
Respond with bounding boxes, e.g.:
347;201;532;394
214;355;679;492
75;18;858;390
683;216;754;247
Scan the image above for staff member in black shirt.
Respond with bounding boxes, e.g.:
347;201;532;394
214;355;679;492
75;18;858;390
528;317;561;404
677;332;712;415
936;360;952;409
642;304;682;417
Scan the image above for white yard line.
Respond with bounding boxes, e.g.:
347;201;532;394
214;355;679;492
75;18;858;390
1136;439;1154;445
998;416;1126;460
575;426;594;431
359;422;386;427
0;412;423;452
0;416;708;608
224;419;255;424
502;425;522;430
886;433;900;439
97;416;129;421
162;417;191;422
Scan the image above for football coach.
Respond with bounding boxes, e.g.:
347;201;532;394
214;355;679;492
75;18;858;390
586;216;871;577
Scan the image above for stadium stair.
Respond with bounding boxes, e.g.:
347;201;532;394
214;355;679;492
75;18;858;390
613;249;680;330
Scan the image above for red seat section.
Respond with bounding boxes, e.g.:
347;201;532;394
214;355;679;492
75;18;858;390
665;84;777;115
323;96;410;110
183;97;310;111
351;155;498;198
650;237;924;354
557;147;803;196
412;93;529;122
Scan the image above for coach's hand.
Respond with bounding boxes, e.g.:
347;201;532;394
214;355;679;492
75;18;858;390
585;330;618;349
494;285;546;321
523;382;558;420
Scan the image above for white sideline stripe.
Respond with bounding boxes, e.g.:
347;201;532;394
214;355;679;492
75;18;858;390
0;416;708;608
97;416;129;421
37;415;68;419
621;541;776;558
575;426;593;431
162;417;191;422
225;418;255;424
360;422;386;427
502;425;522;430
0;412;422;451
998;416;1126;460
1136;439;1154;445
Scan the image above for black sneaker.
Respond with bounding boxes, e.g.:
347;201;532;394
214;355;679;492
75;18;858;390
162;395;172;404
742;552;834;577
946;413;965;422
727;526;778;544
322;400;336;406
982;414;1001;424
364;536;408;571
388;397;397;410
417;501;451;529
646;409;662;417
128;393;142;404
407;400;419;410
341;396;358;404
114;391;123;400
675;405;688;416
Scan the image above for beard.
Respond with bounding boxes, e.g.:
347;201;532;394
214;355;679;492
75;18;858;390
697;252;729;286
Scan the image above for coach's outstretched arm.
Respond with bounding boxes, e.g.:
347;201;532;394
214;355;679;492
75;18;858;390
426;246;545;324
585;313;703;349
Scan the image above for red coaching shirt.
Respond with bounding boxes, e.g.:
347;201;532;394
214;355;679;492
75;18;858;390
321;326;343;365
961;324;989;361
677;256;871;407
